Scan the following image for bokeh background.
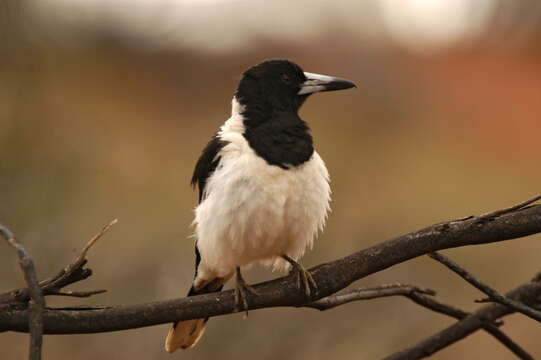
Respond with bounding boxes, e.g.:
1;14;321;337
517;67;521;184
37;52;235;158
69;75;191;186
2;0;541;359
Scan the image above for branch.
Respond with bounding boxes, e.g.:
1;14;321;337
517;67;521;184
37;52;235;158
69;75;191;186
476;194;541;222
69;219;118;272
429;252;541;322
48;290;107;298
1;224;44;360
306;284;533;360
306;284;436;311
1;197;541;336
384;275;541;360
0;219;116;305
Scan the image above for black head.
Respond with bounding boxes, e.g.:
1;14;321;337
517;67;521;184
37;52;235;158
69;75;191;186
235;60;356;125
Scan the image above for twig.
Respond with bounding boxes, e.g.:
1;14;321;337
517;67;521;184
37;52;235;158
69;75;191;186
384;278;541;360
69;219;118;272
476;193;541;222
37;219;116;296
48;305;112;311
1;223;44;360
0;220;117;305
429;252;541;322
43;219;117;296
48;290;107;298
407;292;533;360
307;284;530;359
306;284;436;310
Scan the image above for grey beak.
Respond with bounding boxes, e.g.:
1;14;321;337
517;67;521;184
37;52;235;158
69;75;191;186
298;72;357;95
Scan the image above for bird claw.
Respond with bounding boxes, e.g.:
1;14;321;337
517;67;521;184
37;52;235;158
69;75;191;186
283;255;317;299
234;268;259;316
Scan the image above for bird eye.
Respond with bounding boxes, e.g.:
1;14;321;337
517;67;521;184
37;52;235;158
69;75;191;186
281;73;291;84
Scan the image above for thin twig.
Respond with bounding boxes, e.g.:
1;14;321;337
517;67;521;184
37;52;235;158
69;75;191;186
48;305;112;311
384;279;541;360
306;284;435;310
38;219;117;298
0;220;117;305
1;223;44;360
406;293;532;360
429;252;541;322
307;284;530;359
476;193;541;222
70;219;118;271
48;290;107;298
307;284;495;324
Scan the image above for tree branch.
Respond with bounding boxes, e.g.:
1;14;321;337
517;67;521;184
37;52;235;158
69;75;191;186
305;284;436;311
406;293;534;360
0;197;540;336
384;274;541;360
47;290;107;298
476;194;541;222
429;252;541;322
306;284;533;360
1;224;44;360
0;219;116;305
1;196;541;360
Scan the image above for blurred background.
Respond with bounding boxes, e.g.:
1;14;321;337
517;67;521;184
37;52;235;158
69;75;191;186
1;0;541;359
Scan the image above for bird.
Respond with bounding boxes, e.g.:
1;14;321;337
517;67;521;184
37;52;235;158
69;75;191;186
165;59;356;352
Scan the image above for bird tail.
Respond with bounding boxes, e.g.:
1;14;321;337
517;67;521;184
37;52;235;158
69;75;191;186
164;280;224;352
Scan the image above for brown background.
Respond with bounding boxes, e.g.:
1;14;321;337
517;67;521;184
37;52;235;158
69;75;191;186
1;1;541;359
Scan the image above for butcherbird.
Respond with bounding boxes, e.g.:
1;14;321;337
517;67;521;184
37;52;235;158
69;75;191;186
165;60;356;352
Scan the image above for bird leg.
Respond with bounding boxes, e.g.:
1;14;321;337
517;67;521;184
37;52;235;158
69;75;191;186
282;255;317;298
234;267;259;316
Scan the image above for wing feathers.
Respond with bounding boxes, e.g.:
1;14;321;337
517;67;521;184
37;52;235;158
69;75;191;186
191;135;228;203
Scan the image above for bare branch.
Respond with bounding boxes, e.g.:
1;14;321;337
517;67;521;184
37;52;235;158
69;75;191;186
0;202;540;335
48;290;107;298
384;277;541;360
1;223;44;360
1;200;541;360
478;327;535;360
305;284;436;311
0;219;117;305
405;292;534;360
70;218;118;271
429;252;541;322
476;193;541;222
306;284;532;360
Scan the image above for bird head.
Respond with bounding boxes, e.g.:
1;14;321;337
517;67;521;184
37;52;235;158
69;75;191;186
235;60;356;117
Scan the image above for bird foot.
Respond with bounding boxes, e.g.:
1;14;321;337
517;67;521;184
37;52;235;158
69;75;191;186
234;267;259;316
283;255;317;298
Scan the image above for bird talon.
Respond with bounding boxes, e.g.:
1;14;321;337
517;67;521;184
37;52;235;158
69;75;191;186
283;255;317;299
300;269;314;297
294;271;302;290
234;267;258;315
306;270;317;290
234;286;249;315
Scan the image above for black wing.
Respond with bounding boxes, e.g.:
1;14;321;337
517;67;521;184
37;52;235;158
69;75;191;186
191;135;228;203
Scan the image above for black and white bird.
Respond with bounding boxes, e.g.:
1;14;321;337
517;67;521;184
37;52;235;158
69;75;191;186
165;60;356;352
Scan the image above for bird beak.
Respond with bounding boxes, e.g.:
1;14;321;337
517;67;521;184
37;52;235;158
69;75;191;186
298;72;357;95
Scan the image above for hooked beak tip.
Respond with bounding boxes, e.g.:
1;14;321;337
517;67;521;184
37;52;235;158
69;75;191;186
298;72;356;95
